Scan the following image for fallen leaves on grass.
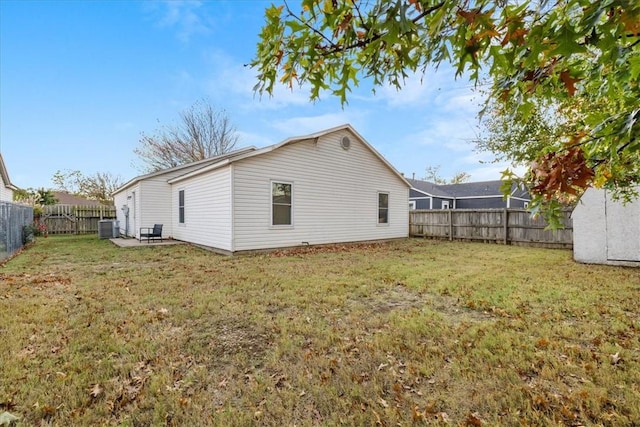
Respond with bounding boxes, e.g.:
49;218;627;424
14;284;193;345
89;384;103;399
0;411;19;426
108;361;153;415
611;352;622;365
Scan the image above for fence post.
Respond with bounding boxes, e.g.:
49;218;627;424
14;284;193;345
448;209;453;241
503;208;508;245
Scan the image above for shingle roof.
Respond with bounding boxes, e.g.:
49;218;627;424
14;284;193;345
113;146;258;194
52;191;104;206
408;178;530;200
406;178;452;198
439;180;504;197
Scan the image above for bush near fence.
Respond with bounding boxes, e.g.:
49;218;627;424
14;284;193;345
39;205;117;235
0;201;34;261
409;208;573;249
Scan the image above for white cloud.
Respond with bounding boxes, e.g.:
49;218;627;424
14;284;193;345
202;50;314;110
437;89;484;115
269;112;364;136
146;1;211;43
374;66;478;110
235;130;274;148
377;74;438;107
406;120;476;150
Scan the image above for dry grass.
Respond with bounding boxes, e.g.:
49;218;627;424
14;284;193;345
1;235;639;426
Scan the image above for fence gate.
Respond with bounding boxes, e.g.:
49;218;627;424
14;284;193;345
40;205;117;235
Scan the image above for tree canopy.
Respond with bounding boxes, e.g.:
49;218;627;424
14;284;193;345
252;0;640;220
13;188;58;206
52;170;123;205
135;99;239;172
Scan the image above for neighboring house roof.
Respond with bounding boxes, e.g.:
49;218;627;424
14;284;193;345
0;153;18;191
167;124;410;187
408;178;530;200
113;146;258;194
52;191;104;206
406;178;453;198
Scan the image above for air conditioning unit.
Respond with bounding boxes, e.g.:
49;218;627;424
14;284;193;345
98;220;120;239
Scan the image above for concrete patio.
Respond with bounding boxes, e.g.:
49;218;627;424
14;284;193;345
109;237;185;248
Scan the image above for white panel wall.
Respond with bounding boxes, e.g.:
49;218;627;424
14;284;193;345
573;187;640;265
232;130;409;251
139;178;174;238
0;184;13;202
0;171;13;202
171;167;233;251
605;191;640;262
113;183;140;237
113;163;216;239
573;188;607;264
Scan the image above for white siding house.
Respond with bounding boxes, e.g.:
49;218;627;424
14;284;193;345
0;153;18;202
113;148;255;239
113;124;410;253
572;187;640;266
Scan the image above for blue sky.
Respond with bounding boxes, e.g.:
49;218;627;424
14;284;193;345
0;0;508;190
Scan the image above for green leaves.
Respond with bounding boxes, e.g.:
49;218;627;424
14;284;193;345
252;0;640;218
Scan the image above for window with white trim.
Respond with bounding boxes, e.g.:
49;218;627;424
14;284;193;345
378;192;389;224
272;182;292;226
178;189;185;224
442;200;450;209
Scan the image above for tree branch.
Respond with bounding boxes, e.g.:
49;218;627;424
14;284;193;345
319;1;446;56
283;0;337;49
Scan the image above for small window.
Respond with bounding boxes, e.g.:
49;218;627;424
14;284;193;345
523;201;529;209
378;192;389;224
409;200;416;210
442;200;450;209
178;190;185;224
272;182;292;226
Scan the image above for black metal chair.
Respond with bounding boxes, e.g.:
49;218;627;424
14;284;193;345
139;224;163;243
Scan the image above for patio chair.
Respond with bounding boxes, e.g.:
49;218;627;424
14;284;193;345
139;224;163;243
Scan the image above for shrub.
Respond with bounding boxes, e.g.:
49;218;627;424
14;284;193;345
22;224;36;244
22;221;47;244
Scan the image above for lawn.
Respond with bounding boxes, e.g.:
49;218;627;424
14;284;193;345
1;235;639;426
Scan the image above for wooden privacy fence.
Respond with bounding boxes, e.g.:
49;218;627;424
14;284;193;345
40;205;117;235
410;209;573;249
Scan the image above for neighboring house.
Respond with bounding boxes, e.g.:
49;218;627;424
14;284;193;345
52;191;104;206
572;187;640;266
113;124;410;253
0;153;18;202
407;178;530;210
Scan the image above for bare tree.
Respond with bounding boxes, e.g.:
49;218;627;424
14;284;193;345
135;99;239;172
52;170;123;205
424;165;470;185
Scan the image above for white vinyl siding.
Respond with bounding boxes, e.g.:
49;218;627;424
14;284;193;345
0;158;14;202
113;183;141;238
112;160;223;239
171;167;233;251
0;182;13;202
138;178;175;239
232;130;409;251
